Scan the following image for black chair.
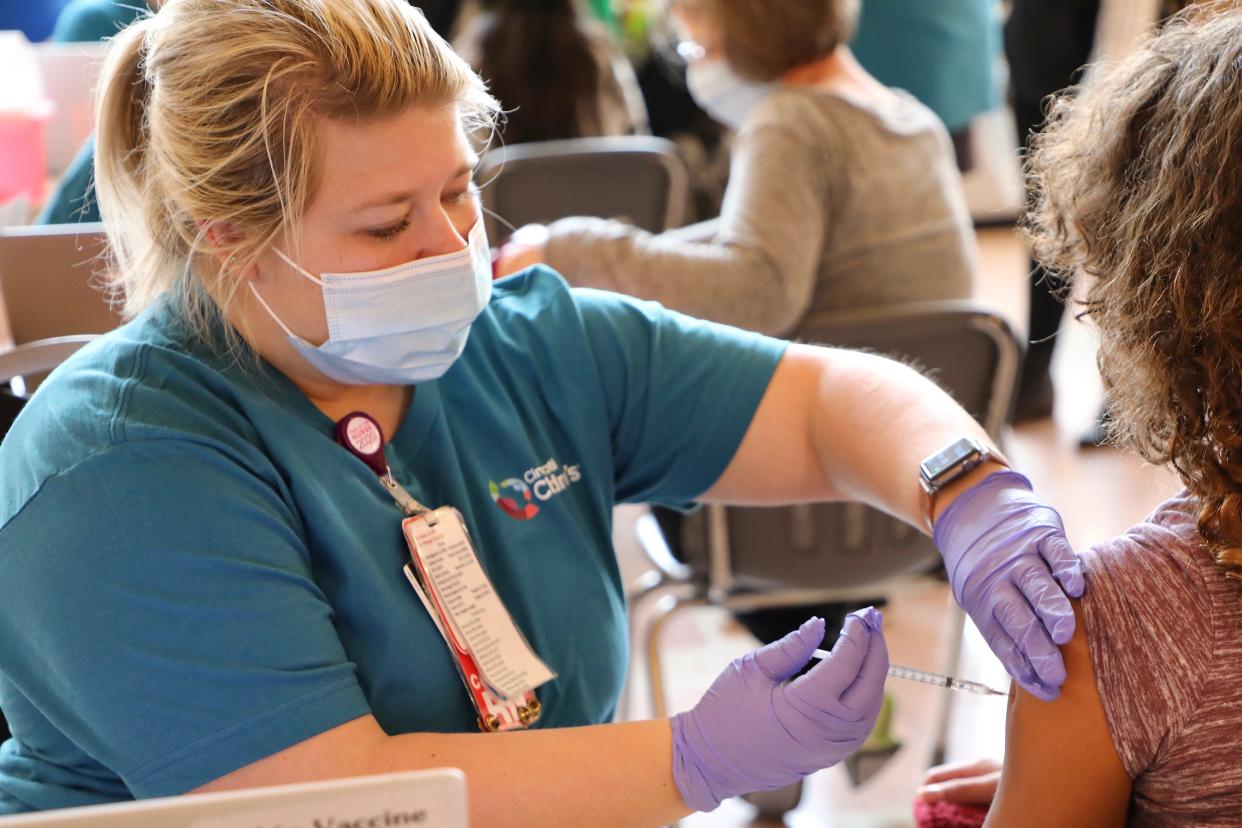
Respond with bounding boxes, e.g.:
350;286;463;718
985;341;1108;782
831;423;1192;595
0;388;22;444
477;135;690;241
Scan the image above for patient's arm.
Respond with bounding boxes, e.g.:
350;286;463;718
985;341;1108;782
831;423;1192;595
983;600;1132;828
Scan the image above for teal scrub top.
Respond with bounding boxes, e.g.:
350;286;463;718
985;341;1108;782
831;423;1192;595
851;0;999;133
0;268;786;812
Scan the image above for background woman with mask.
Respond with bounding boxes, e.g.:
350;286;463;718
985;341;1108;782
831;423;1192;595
495;0;977;335
0;1;1079;822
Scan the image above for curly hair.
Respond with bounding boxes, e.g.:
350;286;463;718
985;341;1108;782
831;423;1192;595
1024;0;1242;583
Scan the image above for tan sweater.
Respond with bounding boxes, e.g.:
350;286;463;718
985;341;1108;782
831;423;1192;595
544;86;976;336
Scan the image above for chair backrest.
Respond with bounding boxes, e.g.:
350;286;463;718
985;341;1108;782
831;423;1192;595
0;223;119;348
679;301;1022;594
477;136;689;241
0;222;119;391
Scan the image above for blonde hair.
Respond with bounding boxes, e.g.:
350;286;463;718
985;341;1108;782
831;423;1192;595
671;0;859;82
1024;1;1242;582
95;0;498;339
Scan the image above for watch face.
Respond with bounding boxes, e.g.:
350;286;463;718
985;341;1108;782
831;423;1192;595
923;438;982;482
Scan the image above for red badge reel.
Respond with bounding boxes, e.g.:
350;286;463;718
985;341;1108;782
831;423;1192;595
334;411;389;476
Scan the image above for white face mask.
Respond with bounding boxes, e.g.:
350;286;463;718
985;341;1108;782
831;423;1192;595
685;58;774;131
251;219;493;386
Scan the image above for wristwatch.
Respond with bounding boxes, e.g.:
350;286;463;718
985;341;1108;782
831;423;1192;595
918;437;1004;531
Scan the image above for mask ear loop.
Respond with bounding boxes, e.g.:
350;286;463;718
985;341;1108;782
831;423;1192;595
273;248;327;287
482;206;517;236
248;248;326;342
247;281;303;342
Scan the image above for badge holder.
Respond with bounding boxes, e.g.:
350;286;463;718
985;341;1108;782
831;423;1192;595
334;412;555;732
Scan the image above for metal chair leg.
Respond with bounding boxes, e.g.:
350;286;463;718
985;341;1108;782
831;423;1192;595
620;569;670;722
930;600;968;766
645;593;709;720
639;593;710;828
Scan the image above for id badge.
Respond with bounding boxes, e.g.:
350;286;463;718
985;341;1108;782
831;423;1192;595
403;564;540;732
402;507;555;731
330;412;548;731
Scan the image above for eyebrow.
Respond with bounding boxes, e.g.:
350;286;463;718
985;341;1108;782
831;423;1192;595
353;163;477;211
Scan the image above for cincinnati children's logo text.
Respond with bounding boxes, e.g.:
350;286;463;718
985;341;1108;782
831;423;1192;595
488;457;582;521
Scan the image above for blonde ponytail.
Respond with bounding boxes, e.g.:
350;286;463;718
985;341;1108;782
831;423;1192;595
94;17;183;322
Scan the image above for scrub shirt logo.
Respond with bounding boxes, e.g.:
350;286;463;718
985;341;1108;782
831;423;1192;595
488;457;582;520
489;478;540;521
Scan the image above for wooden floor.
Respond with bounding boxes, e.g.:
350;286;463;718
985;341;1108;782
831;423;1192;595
612;225;1183;827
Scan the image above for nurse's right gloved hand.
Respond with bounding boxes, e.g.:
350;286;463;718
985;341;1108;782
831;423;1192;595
670;608;888;812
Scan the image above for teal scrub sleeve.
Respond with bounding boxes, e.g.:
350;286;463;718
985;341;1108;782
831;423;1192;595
0;439;371;798
570;284;788;507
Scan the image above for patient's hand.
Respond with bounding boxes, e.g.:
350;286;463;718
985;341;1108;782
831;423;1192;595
494;224;549;278
917;758;1001;805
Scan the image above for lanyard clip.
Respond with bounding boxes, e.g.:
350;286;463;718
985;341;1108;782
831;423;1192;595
382;468;433;520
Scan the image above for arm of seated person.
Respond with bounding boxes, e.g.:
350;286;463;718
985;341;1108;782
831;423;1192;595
192;715;689;828
984;599;1131;828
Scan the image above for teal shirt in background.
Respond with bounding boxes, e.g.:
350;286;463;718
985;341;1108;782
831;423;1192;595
0;268;785;812
36;139;98;225
851;0;999;133
51;0;147;42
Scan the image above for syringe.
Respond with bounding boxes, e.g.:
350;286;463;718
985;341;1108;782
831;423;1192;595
811;650;1007;697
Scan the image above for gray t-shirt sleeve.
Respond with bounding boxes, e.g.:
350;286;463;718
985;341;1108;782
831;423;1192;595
544;111;829;336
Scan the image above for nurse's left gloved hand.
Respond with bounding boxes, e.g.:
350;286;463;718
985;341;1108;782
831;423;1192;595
934;469;1085;701
670;608;888;813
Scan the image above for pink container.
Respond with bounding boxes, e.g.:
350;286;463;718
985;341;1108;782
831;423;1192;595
0;109;52;206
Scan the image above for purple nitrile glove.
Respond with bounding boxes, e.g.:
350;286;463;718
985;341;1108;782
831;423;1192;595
670;608;888;812
933;469;1085;701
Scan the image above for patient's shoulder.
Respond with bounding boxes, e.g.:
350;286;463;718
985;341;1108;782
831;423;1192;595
1079;493;1216;649
1079;492;1214;682
1078;493;1242;818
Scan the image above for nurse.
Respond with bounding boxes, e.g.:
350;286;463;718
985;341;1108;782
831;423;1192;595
0;0;1080;822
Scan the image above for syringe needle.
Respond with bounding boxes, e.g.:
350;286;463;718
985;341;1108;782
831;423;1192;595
944;676;1009;697
810;650;1007;697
